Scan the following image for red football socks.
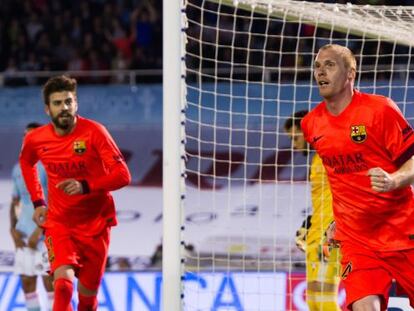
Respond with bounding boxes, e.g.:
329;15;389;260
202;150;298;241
53;278;73;311
78;293;98;311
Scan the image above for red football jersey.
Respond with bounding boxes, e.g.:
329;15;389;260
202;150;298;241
19;116;131;236
302;90;414;251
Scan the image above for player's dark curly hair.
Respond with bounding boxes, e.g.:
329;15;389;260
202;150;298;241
284;110;308;131
42;75;77;106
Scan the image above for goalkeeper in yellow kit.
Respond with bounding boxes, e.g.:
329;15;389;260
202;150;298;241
285;110;341;310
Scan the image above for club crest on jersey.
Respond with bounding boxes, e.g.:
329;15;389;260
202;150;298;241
73;140;86;155
350;125;367;143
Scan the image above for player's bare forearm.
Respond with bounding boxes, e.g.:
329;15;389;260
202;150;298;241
10;198;26;248
368;156;414;192
391;156;414;189
9;198;20;229
28;227;43;249
10;228;26;248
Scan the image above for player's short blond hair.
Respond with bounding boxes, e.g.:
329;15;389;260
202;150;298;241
318;44;357;72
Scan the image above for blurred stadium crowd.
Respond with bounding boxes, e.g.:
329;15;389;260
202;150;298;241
0;0;413;86
0;0;162;85
185;0;414;83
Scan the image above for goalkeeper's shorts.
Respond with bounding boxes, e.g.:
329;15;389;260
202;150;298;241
44;226;110;290
340;242;414;311
306;243;341;284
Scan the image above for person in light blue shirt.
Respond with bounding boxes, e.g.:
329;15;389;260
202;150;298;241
10;122;54;311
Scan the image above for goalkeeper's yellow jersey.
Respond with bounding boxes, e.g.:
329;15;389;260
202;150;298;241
306;153;333;245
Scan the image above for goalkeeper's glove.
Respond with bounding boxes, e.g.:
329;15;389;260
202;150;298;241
321;221;340;261
325;221;336;244
295;215;312;252
320;242;332;262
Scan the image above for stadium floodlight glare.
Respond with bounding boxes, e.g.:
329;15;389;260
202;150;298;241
163;0;414;310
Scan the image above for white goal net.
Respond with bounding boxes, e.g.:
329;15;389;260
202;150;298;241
178;0;414;309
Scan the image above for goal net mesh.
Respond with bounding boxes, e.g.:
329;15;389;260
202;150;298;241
181;0;414;309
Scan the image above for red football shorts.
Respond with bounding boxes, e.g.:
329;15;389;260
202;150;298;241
44;226;110;291
340;242;414;310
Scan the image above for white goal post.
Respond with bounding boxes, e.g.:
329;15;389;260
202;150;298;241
162;0;184;310
163;1;414;310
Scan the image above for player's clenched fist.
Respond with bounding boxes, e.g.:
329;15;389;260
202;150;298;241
56;179;84;195
367;167;395;193
33;205;47;226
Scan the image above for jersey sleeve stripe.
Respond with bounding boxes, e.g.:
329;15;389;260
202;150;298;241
394;143;414;168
